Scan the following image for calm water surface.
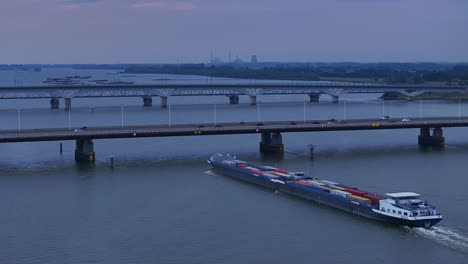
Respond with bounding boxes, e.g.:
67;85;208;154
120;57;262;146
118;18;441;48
0;69;467;263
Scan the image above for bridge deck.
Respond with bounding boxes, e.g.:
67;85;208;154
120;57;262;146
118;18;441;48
0;83;467;99
1;117;467;143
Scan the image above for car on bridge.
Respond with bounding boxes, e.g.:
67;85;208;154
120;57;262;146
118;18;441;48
402;118;411;122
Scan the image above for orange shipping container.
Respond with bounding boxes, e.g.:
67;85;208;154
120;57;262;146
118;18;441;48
347;194;372;204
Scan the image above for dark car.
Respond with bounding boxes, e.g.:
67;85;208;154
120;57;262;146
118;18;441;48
290;121;297;125
256;123;264;126
312;121;320;124
80;126;88;130
197;124;205;128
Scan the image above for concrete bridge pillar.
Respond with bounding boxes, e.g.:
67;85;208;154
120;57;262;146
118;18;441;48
64;98;72;111
260;132;284;153
50;98;59;109
75;139;95;162
308;93;321;102
160;96;168;108
228;95;239;104
418;127;445;146
143;96;153;107
249;96;257;105
331;95;339;104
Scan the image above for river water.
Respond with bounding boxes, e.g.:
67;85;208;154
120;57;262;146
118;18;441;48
0;69;467;264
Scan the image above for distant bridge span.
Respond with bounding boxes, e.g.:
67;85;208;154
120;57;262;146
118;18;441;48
1;83;467;109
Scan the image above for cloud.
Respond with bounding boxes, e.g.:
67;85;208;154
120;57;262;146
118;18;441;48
59;0;103;10
130;1;197;11
62;0;103;3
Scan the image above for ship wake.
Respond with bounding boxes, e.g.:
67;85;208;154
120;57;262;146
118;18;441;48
204;169;216;176
408;226;468;254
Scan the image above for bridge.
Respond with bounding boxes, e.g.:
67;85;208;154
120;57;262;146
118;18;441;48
1;83;467;110
1;116;464;162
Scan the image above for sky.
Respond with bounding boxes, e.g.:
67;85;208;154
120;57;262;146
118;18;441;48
0;0;468;64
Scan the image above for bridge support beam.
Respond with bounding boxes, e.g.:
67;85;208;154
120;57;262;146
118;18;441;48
160;96;168;108
308;93;321;102
143;96;153;107
260;132;284;153
75;139;95;162
331;95;339;104
50;98;59;109
418;127;445;146
249;96;257;105
64;98;72;111
228;95;239;104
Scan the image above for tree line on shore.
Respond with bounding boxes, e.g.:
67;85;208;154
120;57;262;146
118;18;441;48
124;63;468;85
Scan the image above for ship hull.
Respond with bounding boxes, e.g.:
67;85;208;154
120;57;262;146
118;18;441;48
210;161;442;228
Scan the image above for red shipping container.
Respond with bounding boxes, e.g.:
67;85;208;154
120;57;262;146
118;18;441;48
274;169;289;174
362;193;384;205
345;188;368;197
293;181;310;187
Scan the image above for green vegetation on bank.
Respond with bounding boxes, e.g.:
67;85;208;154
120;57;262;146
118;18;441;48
124;63;468;86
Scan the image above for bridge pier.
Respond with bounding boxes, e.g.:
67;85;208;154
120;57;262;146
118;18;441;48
143;96;153;107
75;139;95;162
64;98;72;111
50;98;59;109
160;96;168;108
249;96;257;105
228;95;239;104
260;132;284;153
418;127;445;146
331;95;339;104
308;93;321;102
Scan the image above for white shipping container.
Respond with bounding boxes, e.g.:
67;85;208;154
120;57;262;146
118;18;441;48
261;166;277;170
320;180;339;186
306;180;325;186
331;190;351;198
273;172;291;177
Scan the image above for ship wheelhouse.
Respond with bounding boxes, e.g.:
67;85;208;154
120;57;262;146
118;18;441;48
378;192;439;219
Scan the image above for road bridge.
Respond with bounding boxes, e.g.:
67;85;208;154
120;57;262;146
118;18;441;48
1;116;465;162
1;83;467;110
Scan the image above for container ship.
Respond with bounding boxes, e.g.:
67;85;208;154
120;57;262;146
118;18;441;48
208;154;442;228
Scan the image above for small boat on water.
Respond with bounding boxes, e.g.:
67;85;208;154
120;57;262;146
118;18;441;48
208;154;443;228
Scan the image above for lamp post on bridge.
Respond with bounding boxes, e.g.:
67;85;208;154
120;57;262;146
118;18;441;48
419;100;423;119
68;108;71;129
214;103;217;125
344;100;347;120
257;101;261;122
168;103;172;128
303;101;306;124
382;99;385;117
121;105;124;128
17;108;21;132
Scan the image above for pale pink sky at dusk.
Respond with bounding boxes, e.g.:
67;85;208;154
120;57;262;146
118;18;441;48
0;0;467;63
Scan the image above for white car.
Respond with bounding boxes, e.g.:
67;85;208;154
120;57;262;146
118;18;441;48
401;118;411;122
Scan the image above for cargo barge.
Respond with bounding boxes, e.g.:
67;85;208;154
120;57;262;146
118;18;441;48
208;154;442;228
